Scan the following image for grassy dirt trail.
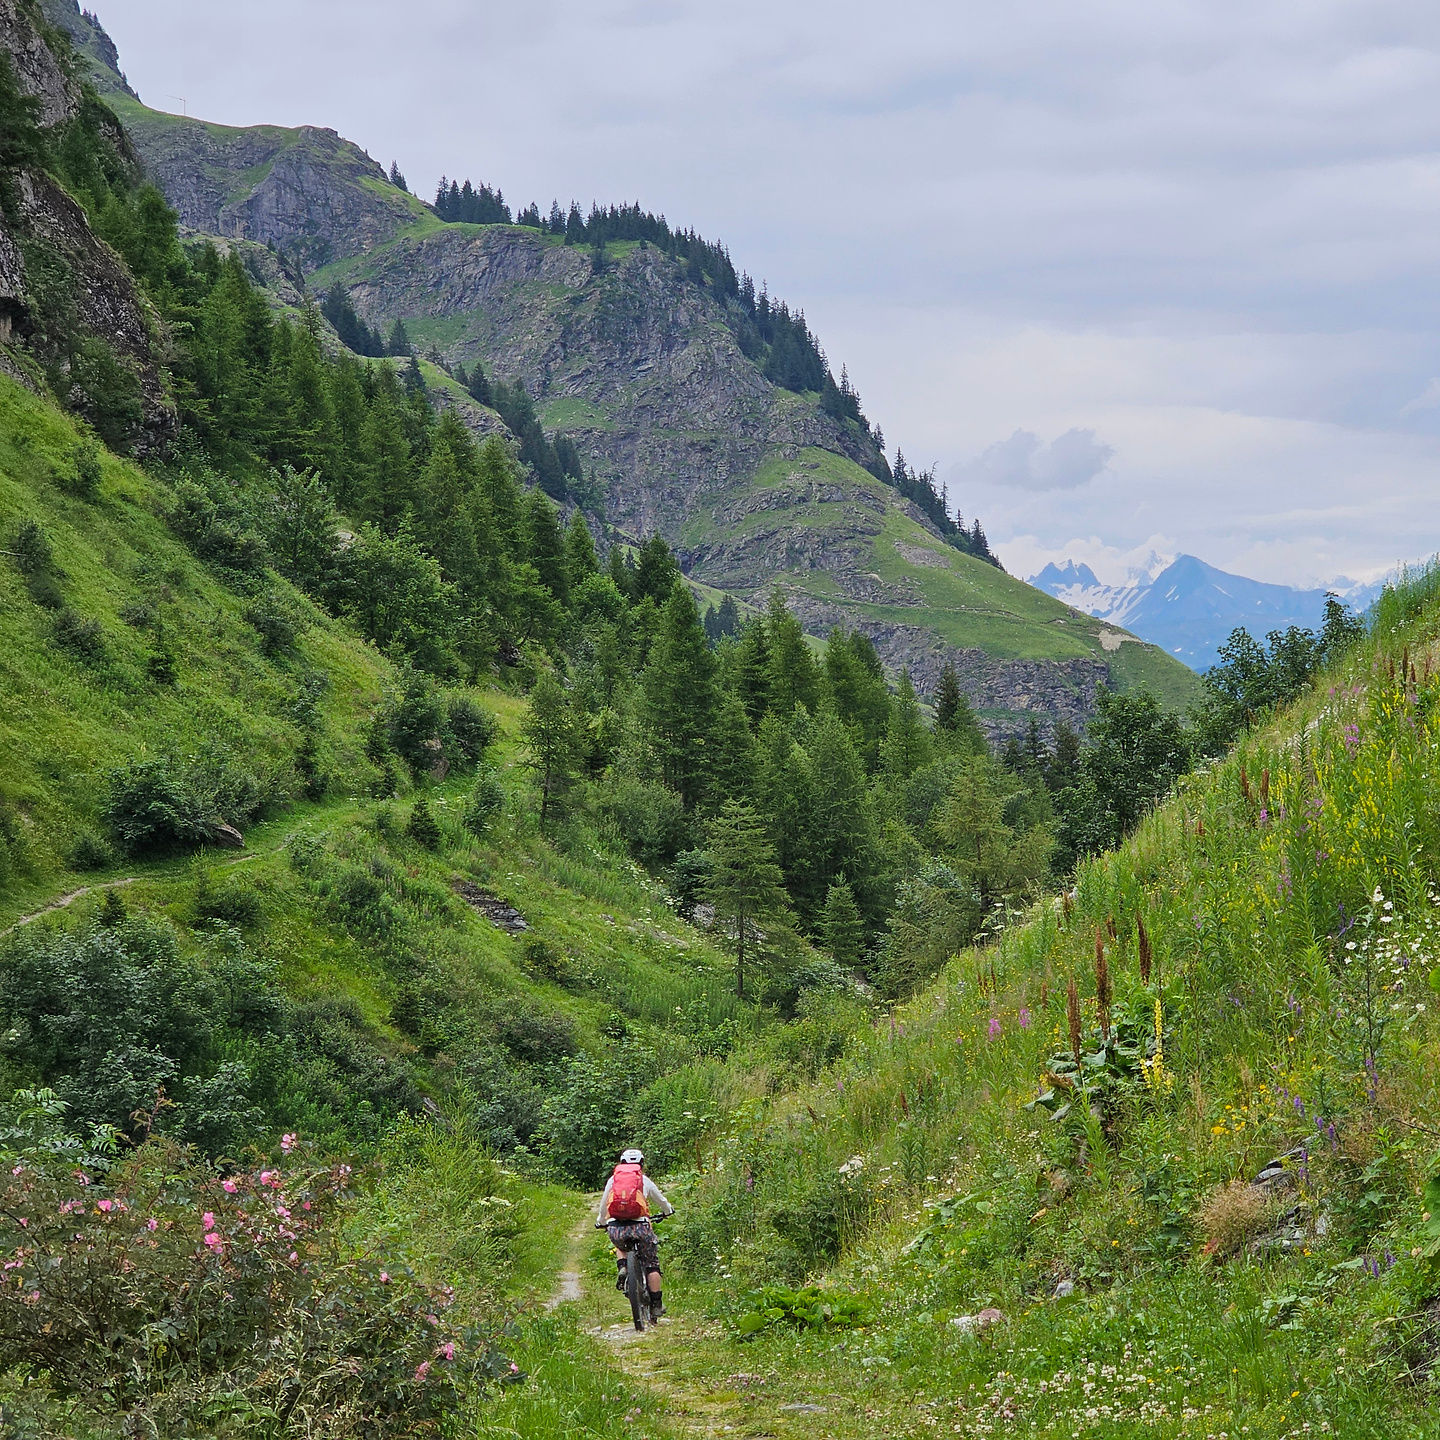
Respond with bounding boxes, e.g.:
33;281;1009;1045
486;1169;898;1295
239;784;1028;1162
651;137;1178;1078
551;1195;864;1440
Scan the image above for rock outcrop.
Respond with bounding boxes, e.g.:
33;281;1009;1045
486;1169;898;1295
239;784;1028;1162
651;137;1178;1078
0;0;174;450
0;0;78;126
122;111;432;271
343;226;884;544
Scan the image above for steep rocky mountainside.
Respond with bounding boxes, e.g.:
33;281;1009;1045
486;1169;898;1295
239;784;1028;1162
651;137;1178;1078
0;0;173;450
36;4;1203;730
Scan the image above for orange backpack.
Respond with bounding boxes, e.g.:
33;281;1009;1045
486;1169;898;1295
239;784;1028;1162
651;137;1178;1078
608;1162;649;1220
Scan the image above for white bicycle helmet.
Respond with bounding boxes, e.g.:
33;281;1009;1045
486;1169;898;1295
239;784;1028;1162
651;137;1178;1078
619;1148;644;1165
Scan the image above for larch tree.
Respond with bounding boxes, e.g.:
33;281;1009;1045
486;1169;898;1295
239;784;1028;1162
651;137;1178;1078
703;799;789;998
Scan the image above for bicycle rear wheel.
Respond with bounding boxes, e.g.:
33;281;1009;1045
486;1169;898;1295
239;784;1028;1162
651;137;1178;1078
626;1248;646;1331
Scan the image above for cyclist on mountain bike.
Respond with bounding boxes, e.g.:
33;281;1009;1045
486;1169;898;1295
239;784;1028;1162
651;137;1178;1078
596;1148;674;1323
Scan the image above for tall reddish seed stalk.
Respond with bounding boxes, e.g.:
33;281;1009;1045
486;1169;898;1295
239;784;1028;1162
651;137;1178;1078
1240;764;1252;804
1259;768;1270;812
1067;978;1082;1069
1137;913;1152;987
1095;928;1111;1037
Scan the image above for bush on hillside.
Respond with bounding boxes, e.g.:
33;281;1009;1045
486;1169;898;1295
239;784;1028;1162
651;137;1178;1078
51;606;105;661
446;693;498;763
66;438;103;499
0;1125;487;1433
406;796;442;849
243;588;308;656
67;830;112;871
103;753;272;854
166;472;267;575
594;772;691;867
192;865;264;928
462;767;504;837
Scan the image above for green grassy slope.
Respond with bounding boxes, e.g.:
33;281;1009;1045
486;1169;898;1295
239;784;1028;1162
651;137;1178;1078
691;445;1201;718
0;373;391;915
624;570;1440;1437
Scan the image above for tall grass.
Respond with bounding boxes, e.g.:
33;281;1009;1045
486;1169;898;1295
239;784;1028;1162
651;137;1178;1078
654;562;1440;1436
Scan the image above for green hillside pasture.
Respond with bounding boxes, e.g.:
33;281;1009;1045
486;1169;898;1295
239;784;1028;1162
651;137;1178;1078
653;575;1440;1438
0;375;389;916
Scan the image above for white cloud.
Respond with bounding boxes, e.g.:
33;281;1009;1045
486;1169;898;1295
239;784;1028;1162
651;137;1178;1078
957;428;1114;492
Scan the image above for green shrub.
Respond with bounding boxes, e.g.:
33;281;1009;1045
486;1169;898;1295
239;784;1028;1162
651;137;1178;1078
406;796;442;849
11;518;54;576
463;768;504;837
66;438;103;500
103;754;269;855
11;519;64;608
103;756;218;852
51;606;105;661
385;670;448;776
192;867;264;929
68;831;112;871
594;773;691;867
446;693;498;764
0;1133;487;1431
243;589;308;656
146;644;177;685
521;933;573;986
67;335;144;449
166;474;267;574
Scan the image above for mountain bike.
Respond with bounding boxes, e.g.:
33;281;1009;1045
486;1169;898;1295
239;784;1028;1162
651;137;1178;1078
602;1214;668;1332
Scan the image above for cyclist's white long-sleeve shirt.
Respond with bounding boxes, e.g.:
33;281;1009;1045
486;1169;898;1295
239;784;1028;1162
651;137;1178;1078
597;1174;674;1224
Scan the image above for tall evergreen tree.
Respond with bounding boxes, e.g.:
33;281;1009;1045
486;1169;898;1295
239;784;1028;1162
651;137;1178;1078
386;318;412;357
521;673;582;832
703;800;788;998
564;511;599;593
643;584;718;807
820;878;865;968
806;706;879;912
709;689;757;803
881;670;933;780
525;490;570;607
633;533;680;606
767;591;820;718
732;617;772;723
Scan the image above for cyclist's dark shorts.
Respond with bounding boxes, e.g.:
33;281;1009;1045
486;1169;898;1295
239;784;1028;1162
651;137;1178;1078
607;1219;660;1274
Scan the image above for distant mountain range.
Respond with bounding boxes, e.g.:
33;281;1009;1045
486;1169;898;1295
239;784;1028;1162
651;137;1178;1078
1028;555;1383;671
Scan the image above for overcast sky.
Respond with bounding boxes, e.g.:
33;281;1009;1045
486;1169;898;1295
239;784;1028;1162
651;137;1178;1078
99;0;1440;586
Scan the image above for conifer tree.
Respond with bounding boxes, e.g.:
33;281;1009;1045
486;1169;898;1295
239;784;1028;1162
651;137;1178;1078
703;799;788;998
634;533;680;606
386;318;412;357
643;584;718;807
732;617;772;723
820;878;865;968
756;712;817;908
564;512;599;592
607;544;634;601
521;673;581;832
935;663;962;730
807;706;879;908
525;490;570;607
466;360;493;406
766;591;820;718
709;689;757;803
881;669;932;780
933;751;1052;917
